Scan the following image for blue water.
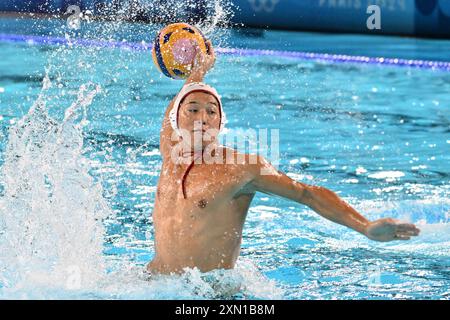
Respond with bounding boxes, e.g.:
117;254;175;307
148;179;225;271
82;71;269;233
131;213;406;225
0;15;449;299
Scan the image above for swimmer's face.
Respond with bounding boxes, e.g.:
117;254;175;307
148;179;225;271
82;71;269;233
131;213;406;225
178;91;221;149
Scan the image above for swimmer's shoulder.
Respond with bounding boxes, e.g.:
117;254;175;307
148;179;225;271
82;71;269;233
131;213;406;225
215;145;266;180
214;146;257;166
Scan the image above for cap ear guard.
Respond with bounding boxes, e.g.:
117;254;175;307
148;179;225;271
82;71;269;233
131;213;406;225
169;82;225;137
220;109;227;132
168;105;180;136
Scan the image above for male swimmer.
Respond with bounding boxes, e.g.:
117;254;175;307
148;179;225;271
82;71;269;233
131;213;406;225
146;40;420;276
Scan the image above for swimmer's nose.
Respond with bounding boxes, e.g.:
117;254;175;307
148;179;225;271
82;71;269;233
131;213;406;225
200;109;208;125
192;119;207;132
192;111;209;130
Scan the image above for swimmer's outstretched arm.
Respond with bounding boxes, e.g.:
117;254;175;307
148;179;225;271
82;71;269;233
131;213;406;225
159;40;215;159
247;156;420;242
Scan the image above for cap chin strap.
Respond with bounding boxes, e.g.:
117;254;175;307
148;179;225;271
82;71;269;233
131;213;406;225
177;144;220;199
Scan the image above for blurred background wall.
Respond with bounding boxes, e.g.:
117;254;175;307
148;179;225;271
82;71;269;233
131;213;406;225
0;0;449;38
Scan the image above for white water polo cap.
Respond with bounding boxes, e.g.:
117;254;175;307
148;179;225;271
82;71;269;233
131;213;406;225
169;82;226;137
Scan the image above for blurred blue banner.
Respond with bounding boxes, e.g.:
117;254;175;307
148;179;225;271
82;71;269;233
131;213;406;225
0;0;449;37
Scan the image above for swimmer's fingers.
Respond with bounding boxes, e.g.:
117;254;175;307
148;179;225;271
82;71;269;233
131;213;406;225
392;225;420;241
394;230;414;239
192;41;201;59
393;234;411;240
201;41;215;71
366;218;419;242
195;40;205;56
207;40;216;68
190;39;215;73
396;223;420;236
191;41;204;70
206;39;215;57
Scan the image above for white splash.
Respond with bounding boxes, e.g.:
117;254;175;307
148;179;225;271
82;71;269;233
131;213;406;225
368;171;405;182
0;75;283;300
0;75;110;293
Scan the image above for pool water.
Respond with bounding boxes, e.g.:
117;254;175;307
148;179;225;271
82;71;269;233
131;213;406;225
0;15;449;299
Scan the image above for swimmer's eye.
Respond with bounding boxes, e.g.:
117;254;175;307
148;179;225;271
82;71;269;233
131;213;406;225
188;108;198;113
208;110;216;115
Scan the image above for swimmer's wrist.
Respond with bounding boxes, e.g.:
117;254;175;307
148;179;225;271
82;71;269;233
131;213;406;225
347;218;370;238
361;221;372;238
186;68;207;84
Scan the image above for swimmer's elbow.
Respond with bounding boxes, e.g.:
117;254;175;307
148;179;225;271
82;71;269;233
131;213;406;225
299;184;333;208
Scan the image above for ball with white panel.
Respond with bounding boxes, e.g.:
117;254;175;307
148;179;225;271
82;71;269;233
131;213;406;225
152;22;209;79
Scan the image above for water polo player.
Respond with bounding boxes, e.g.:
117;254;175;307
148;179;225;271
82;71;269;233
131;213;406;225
147;38;420;276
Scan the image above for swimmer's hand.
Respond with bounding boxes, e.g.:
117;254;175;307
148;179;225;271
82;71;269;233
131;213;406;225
187;40;215;83
365;218;420;242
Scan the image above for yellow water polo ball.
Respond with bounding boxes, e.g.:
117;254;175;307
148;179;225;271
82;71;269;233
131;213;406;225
152;22;209;80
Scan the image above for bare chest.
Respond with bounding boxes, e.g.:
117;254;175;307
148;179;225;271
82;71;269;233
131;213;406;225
160;161;235;196
154;161;251;219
